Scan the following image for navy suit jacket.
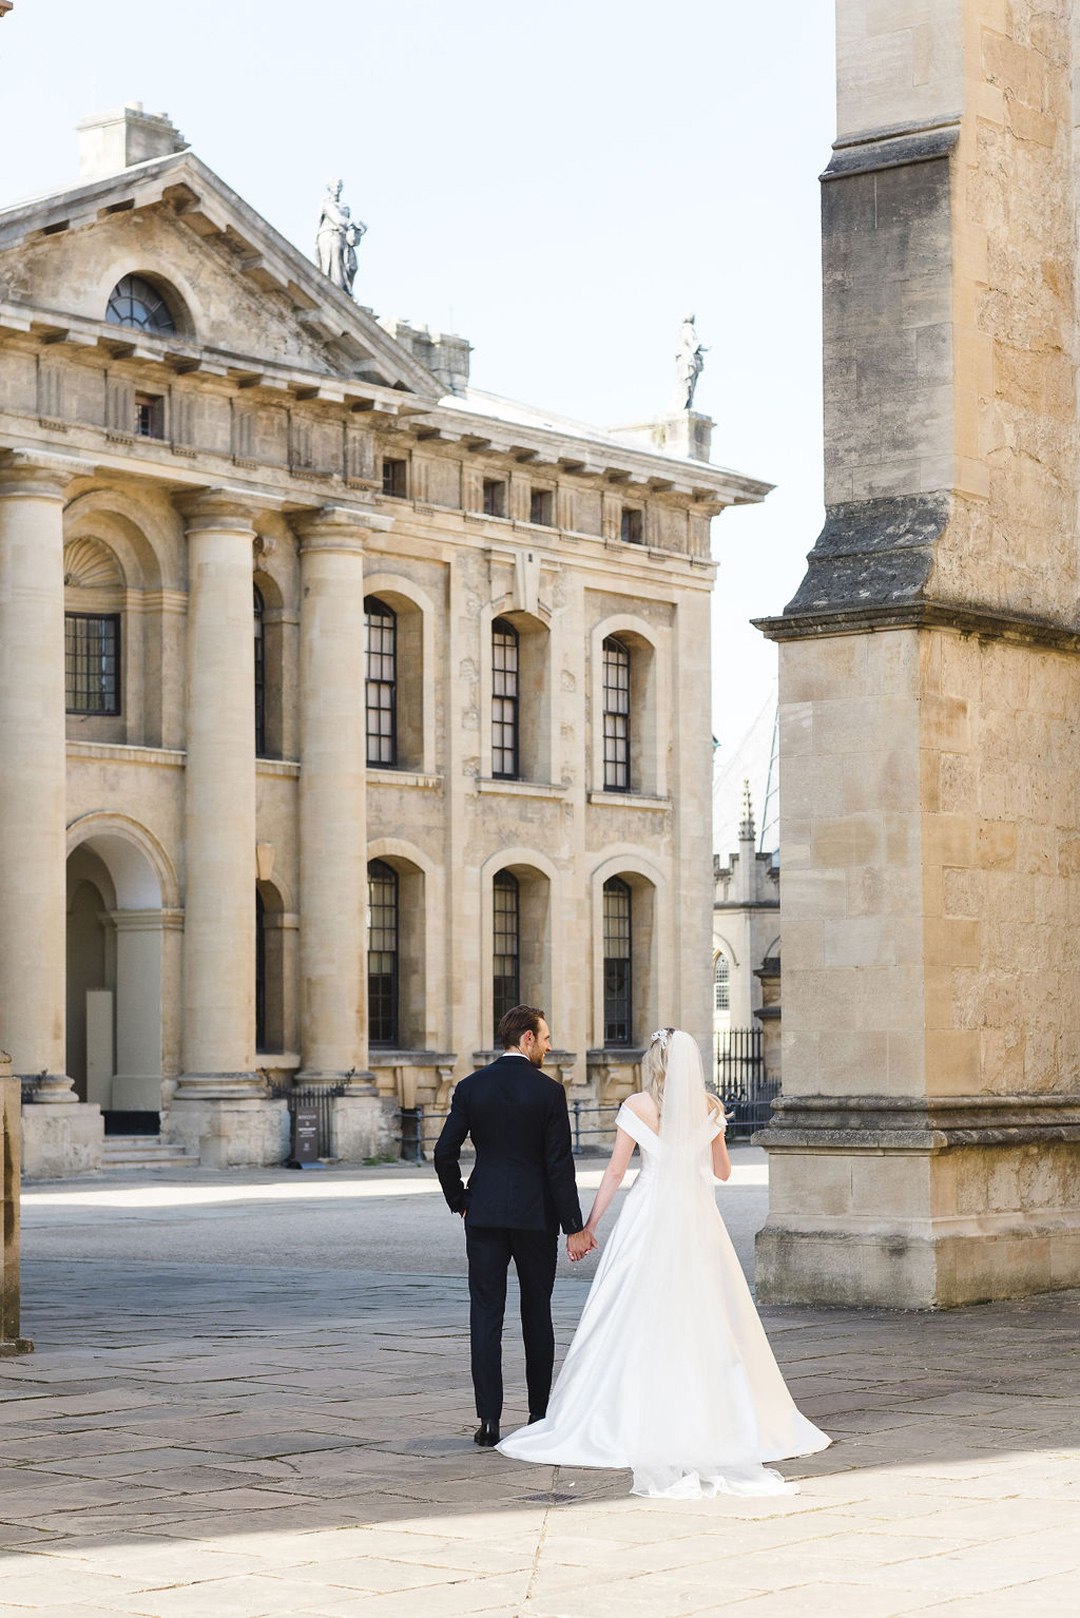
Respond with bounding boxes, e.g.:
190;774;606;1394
434;1054;584;1236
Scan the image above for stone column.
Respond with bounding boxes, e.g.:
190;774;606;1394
752;0;1080;1308
0;453;82;1098
1;1053;32;1355
168;489;284;1167
293;505;394;1163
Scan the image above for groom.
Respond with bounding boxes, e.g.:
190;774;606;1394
434;1006;596;1446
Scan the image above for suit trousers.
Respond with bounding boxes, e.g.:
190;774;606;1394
465;1223;559;1421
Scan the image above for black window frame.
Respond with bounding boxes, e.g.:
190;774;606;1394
482;478;507;517
368;859;399;1048
602;877;632;1046
65;611;121;716
253;585;266;756
381;458;408;498
491;617;519;780
602;635;631;792
492;870;520;1042
105;274;177;335
365;595;397;767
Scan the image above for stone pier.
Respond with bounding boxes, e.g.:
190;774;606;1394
754;0;1080;1307
1;1055;32;1354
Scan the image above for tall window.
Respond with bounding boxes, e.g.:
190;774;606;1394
492;871;520;1041
65;613;120;715
368;860;399;1046
603;878;632;1045
105;275;177;334
602;636;631;791
255;891;268;1052
714;954;730;1012
620;507;643;545
253;586;266;755
483;478;506;516
135;392;164;439
365;596;396;766
492;618;519;779
381;458;407;497
529;487;554;526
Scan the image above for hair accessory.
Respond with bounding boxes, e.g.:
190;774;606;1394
650;1027;673;1052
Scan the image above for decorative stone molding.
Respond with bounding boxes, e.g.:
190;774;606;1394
755;1094;1080;1153
63;536;124;589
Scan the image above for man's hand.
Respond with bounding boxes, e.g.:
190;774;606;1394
567;1228;598;1263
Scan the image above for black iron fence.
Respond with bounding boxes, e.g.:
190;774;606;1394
265;1080;345;1159
715;1027;779;1138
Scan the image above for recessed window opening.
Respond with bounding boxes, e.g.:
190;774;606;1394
255;891;268;1052
602;635;631;791
603;877;632;1045
381;458;408;498
714;954;730;1011
106;274;177;334
253;586;266;756
483;478;507;517
365;596;397;767
65;613;120;715
135;393;164;439
620;507;643;545
529;488;554;526
492;618;519;779
492;870;520;1042
368;860;399;1047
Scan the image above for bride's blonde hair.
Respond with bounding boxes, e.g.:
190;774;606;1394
643;1026;724;1120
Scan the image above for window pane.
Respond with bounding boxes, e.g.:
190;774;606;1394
368;860;399;1046
602;878;632;1045
65;614;120;715
493;871;520;1040
253;586;266;755
105;275;177;334
602;637;630;791
492;618;519;778
365;597;396;766
714;955;730;1011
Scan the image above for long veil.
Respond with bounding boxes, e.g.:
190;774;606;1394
624;1031;803;1498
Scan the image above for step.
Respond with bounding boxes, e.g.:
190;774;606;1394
102;1137;199;1168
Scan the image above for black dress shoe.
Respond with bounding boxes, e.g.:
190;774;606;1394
474;1418;500;1446
527;1412;545;1424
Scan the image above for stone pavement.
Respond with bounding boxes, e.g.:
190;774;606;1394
0;1163;1078;1617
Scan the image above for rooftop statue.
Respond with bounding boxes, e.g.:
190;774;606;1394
673;314;707;411
315;179;367;297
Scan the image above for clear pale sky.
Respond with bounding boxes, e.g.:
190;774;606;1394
0;0;836;759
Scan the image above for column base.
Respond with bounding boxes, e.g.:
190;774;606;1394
164;1095;289;1168
295;1069;379;1095
22;1073;79;1105
331;1093;397;1163
173;1071;265;1100
21;1102;103;1178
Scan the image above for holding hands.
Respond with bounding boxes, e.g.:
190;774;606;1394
567;1228;598;1263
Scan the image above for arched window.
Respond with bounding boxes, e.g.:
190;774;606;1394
492;870;520;1041
253;585;266;756
714;953;730;1012
255;891;267;1052
602;636;631;791
492;617;519;779
365;596;396;767
105;274;177;334
368;860;399;1047
603;877;632;1045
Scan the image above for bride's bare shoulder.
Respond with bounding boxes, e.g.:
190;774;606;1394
623;1090;660;1128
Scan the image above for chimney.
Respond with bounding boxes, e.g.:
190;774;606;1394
77;103;187;181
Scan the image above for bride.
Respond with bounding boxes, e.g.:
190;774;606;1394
498;1027;830;1498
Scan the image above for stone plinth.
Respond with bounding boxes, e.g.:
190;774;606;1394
331;1090;397;1163
20;1098;104;1180
1;1058;32;1354
164;1095;289;1169
609;410;713;464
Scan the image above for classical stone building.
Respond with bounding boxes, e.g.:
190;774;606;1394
713;786;781;1076
0;105;766;1174
755;0;1080;1307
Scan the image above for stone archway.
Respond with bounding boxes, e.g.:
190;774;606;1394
65;828;166;1130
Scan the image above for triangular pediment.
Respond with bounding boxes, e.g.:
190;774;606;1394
0;151;442;397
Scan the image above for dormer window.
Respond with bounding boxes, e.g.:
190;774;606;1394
106;274;177;335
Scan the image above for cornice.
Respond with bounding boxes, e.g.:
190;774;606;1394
754;600;1080;652
755;1092;1080;1152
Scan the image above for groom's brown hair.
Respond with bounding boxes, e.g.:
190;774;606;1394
498;1005;546;1050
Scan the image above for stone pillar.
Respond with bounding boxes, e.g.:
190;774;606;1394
753;0;1080;1307
1;1054;32;1355
293;505;394;1163
167;489;286;1167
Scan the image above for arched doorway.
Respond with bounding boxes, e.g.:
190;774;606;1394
65;829;166;1134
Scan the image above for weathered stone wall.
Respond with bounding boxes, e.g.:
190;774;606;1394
1;1055;32;1354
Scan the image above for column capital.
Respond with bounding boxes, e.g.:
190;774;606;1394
175;486;283;535
293;503;394;555
0;449;95;499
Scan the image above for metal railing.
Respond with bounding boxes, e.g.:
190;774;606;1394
715;1027;780;1138
265;1080;345;1159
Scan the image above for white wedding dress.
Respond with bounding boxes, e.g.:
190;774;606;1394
498;1039;830;1499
